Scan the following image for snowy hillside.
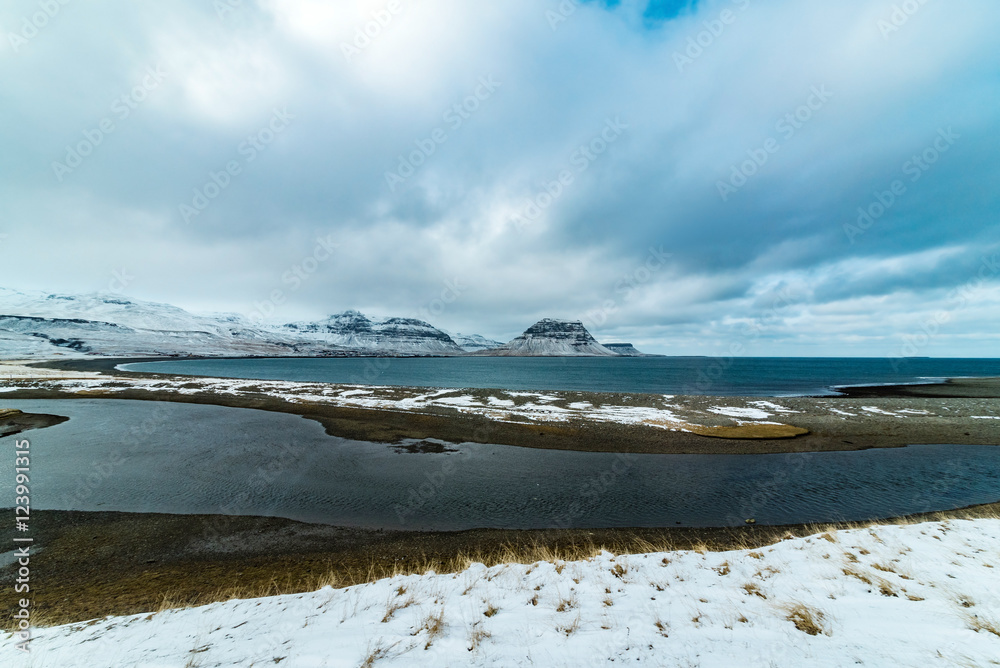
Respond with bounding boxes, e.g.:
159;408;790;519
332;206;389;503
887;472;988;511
0;289;484;358
0;289;330;358
444;331;505;352
4;519;998;666
482;319;620;356
0;288;251;337
280;310;464;354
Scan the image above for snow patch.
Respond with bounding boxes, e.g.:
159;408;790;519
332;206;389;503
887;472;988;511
708;406;772;420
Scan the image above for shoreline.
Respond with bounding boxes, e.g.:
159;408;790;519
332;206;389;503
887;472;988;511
2;357;998;455
0;408;68;438
3;502;999;628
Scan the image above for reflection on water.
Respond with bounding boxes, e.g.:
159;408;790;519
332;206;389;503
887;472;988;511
2;399;999;531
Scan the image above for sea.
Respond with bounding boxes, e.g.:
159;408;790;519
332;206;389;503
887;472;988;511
120;356;1000;396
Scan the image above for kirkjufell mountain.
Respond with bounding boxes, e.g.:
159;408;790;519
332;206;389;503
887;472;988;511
474;319;620;357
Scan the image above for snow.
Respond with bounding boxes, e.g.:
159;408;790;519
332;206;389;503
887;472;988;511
861;406;901;416
5;519;999;667
748;400;800;414
972;416;1000;420
708;406;772;420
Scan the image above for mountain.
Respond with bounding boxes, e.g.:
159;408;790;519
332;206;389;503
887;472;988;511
279;311;464;354
475;319;619;356
0;289;474;358
0;287;336;358
443;331;505;352
602;343;648;356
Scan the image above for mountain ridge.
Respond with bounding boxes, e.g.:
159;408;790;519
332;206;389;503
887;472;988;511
0;289;647;359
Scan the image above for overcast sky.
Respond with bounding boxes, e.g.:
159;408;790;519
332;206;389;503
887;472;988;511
1;0;998;355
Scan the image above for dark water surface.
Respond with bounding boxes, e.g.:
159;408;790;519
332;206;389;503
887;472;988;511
2;399;999;531
121;357;1000;396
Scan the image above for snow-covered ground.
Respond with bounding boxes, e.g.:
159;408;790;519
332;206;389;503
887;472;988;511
3;519;999;667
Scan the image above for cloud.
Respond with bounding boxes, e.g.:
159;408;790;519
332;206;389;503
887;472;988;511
0;0;997;354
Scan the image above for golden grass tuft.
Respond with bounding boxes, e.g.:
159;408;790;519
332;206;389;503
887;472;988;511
467;623;491;651
414;608;445;650
965;613;1000;639
782;602;829;636
359;639;400;668
742;582;767;599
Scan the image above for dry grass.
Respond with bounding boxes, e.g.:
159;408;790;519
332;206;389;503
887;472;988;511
742;582;767;599
782;602;829;636
467;623;491;651
556;595;578;613
842;567;872;585
965;613;1000;639
414;608;445;650
359;639;400;668
381;595;415;623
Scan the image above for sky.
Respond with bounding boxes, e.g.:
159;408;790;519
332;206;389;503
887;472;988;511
0;0;998;356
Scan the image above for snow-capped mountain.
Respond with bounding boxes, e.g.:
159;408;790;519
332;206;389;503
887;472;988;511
602;343;648;356
477;319;619;356
279;311;464;354
0;286;335;358
0;288;635;359
443;331;505;352
0;288;257;338
0;289;474;358
0;313;316;358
